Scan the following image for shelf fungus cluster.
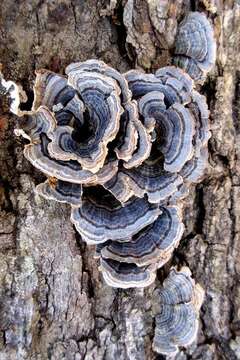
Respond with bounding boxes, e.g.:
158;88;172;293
153;267;204;356
3;59;211;291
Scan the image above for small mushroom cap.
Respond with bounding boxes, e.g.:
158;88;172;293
188;90;210;155
156;103;195;173
125;67;193;106
66;59;132;104
104;149;183;204
180;147;209;183
36;179;82;206
114;100;153;169
174;12;216;82
24;133;118;185
99;258;156;289
100;206;184;267
65;63;123;172
70;189;161;244
18;106;56;143
155;66;194;105
33;70;75;115
114;102;138;162
153;267;204;356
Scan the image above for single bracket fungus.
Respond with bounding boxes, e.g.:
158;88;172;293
152;267;204;356
1;57;211;290
173;12;216;82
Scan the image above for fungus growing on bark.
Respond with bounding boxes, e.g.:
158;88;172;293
3;58;211;291
100;206;184;268
173;12;216;82
153;267;204;356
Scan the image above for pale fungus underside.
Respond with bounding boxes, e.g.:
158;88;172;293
0;9;216;356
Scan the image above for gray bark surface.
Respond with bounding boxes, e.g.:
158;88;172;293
0;1;240;359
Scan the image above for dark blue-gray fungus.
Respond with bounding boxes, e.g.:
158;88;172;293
5;60;210;290
153;267;204;356
0;9;216;355
174;12;216;82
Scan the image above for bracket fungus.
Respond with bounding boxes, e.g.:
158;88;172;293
173;12;216;82
2;58;212;290
1;9;216;352
152;267;204;356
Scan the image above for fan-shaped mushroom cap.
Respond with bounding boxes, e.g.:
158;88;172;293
18;106;56;142
64;63;124;172
125;70;169;100
36;179;82;206
24;134;118;185
188;90;210;155
126;66;193;106
180;91;210;183
70;189;161;244
156;103;195;173
100;206;184;267
104;149;183;204
114;102;138;162
33;70;75;114
155;66;194;107
33;69;86;128
180;147;208;183
153;267;204;356
124;69;197;174
122;105;153;169
99;258;156;288
174;12;216;82
66;59;132;104
125;66;209;177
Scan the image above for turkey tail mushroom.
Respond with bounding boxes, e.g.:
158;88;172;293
100;206;184;267
99;258;156;289
153;267;204;356
2;58;211;295
36;179;82;206
173;12;216;82
70;189;161;245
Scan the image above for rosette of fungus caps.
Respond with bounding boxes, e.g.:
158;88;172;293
0;9;217;357
8;59;210;288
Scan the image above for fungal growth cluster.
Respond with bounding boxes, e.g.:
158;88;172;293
0;9;216;356
8;60;210;288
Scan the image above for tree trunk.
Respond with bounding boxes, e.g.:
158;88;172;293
0;1;240;359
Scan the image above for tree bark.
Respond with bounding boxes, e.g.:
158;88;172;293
0;1;240;359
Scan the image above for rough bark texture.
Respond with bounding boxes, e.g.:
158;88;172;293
0;1;240;359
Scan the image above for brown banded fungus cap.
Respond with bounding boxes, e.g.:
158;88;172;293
3;54;212;289
152;267;204;356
